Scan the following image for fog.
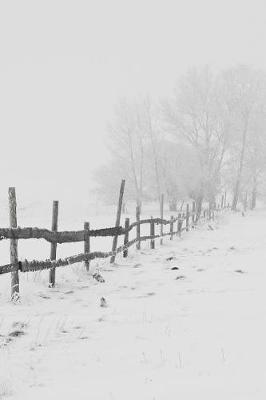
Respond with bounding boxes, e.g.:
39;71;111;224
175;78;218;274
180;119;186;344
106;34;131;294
2;2;266;398
0;0;265;206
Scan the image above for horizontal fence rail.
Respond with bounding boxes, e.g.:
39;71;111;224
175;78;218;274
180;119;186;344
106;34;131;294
0;226;124;243
0;214;223;276
0;218;181;243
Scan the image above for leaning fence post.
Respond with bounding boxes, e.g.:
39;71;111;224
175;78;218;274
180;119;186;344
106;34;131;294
84;222;90;271
136;205;141;250
9;187;19;301
186;203;189;232
150;216;155;249
123;218;130;258
160;194;164;245
110;179;125;264
49;201;59;288
170;216;174;240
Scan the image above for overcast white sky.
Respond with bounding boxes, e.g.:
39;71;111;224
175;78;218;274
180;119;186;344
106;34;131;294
0;0;266;205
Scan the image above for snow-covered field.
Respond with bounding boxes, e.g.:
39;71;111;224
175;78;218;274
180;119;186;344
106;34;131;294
1;208;266;399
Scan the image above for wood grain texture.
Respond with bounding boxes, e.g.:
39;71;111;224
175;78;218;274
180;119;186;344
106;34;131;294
9;187;19;299
49;201;58;287
111;179;125;263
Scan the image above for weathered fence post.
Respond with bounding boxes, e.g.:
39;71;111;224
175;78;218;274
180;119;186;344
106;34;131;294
150;216;155;249
160;194;164;245
136;205;141;250
49;200;59;288
110;179;125;264
9;187;19;301
84;222;90;271
170;216;174;240
186;203;189;232
123;218;130;258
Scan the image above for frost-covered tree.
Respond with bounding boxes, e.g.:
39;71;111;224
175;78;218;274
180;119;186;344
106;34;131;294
95;96;202;211
145;140;201;211
242;106;266;209
106;98;150;210
221;66;266;210
94;65;266;212
163;67;229;217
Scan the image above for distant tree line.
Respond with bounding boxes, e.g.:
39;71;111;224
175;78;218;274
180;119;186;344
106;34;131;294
94;65;266;213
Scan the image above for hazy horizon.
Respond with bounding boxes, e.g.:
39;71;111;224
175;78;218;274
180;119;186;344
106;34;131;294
1;0;266;205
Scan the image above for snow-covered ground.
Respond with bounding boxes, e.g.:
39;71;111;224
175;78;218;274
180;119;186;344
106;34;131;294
1;209;266;399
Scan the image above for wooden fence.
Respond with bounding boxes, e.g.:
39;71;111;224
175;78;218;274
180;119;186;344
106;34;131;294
0;182;229;300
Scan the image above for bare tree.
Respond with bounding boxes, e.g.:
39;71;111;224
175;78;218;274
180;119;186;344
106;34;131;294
107;98;149;210
145;140;201;211
221;66;266;210
142;98;162;203
163;66;229;218
243;106;266;209
95;66;266;212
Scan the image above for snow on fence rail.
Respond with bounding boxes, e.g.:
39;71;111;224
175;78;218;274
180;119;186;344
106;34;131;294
1;182;228;300
0;217;179;244
0;216;183;274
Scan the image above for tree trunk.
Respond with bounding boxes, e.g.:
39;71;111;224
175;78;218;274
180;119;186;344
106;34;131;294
243;191;248;212
179;200;184;212
251;176;257;210
232;116;248;211
146;99;161;202
232;178;241;211
169;198;177;212
195;195;203;221
136;198;142;214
